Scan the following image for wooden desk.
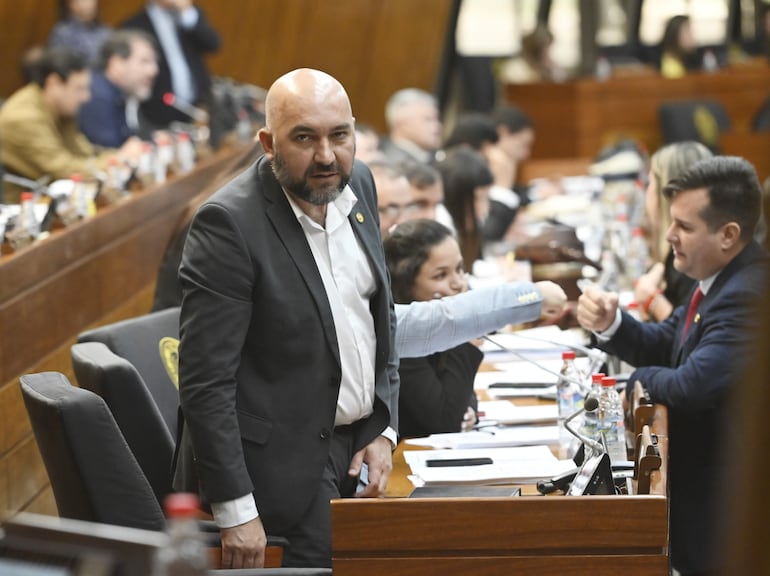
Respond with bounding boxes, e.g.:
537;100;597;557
0;144;254;517
333;404;669;575
506;59;770;159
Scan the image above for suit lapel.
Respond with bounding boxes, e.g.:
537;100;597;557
672;241;768;365
259;159;341;371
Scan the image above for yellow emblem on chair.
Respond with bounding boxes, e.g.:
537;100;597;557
693;106;719;149
159;337;180;390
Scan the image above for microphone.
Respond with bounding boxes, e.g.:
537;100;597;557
536;397;603;495
482;335;590;394
162;93;209;123
565;395;603;454
536;467;578;494
502;330;608;376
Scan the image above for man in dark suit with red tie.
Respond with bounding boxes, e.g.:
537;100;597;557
172;68;398;570
577;156;769;576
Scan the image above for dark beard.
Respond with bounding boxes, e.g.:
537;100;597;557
271;151;351;206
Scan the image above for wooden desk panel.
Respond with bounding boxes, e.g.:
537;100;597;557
506;60;770;159
0;145;251;517
333;496;667;576
335;401;670;574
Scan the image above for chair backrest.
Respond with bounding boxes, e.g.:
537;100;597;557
20;372;165;532
77;307;181;437
658;99;732;153
71;341;175;504
752;94;770;132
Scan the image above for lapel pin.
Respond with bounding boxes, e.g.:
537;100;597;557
355;212;364;223
694;313;701;324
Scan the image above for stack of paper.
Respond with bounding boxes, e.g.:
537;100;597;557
405;446;574;486
477;400;558;425
475;357;590;394
405;425;560;450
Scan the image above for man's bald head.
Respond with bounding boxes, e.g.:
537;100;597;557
264;68;352;130
258;69;357;209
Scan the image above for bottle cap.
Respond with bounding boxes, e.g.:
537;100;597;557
164;492;200;519
591;373;605;383
71;173;83;182
601;376;616;388
561;350;576;360
20;192;33;202
631;227;643;237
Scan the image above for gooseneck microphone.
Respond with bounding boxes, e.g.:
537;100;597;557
482;335;589;393
537;397;602;494
162;93;209;123
503;331;608;379
564;395;603;454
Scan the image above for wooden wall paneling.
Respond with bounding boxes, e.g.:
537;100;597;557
0;0;58;96
5;436;48;513
362;0;454;130
23;485;57;516
0;458;7;513
1;0;453;137
0;378;30;456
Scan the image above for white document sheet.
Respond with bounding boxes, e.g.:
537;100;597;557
477;400;558;425
404;446;574;485
474;357;591;390
405;425;560;450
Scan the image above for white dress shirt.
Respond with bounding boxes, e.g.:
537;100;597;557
212;184;395;528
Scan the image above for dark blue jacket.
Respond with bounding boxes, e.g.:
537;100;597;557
600;240;769;574
79;71;132;148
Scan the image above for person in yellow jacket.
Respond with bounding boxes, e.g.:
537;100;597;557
660;15;697;79
0;48;142;203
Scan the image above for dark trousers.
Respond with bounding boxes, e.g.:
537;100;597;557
280;424;360;568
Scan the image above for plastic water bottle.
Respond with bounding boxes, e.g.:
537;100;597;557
18;192;40;238
626;227;649;285
702;49;718;73
175;132;196;174
557;351;584;445
597;376;627;464
154;493;207;576
595;56;611;81
582;372;605;442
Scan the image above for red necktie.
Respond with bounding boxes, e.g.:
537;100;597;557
682;287;704;339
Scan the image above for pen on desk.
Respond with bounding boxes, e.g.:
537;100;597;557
426;457;494;467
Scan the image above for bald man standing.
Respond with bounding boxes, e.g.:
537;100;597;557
173;69;399;568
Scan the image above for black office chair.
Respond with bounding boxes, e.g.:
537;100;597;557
71;341;175;505
72;307;181;505
658;99;732;153
752;94;770;132
20;372;328;576
21;371;170;532
76;306;181;436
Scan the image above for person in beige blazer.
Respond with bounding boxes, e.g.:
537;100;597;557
0;48;141;203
